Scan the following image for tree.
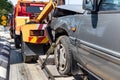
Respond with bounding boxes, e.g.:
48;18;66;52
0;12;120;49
0;0;13;26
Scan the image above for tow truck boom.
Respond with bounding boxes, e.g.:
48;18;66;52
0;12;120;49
36;0;56;22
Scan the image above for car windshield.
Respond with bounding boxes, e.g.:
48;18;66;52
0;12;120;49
100;0;120;10
26;6;43;13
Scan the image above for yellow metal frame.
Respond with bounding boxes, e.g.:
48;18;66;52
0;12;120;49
21;24;49;44
15;0;56;44
15;16;30;35
36;0;56;22
21;24;37;42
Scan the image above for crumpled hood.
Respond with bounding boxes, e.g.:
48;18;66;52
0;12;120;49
50;15;81;31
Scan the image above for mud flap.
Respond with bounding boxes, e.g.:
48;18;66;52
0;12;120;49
22;42;45;63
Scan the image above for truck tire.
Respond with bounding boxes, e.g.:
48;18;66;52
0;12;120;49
14;35;21;48
54;36;72;75
10;30;14;38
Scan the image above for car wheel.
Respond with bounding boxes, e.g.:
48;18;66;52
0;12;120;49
54;36;72;75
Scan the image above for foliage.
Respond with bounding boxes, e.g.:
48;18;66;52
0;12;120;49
0;0;13;26
0;0;13;14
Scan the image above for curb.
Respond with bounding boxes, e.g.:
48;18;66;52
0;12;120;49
0;40;10;80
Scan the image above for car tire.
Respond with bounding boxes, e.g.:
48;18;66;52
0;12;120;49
54;36;72;75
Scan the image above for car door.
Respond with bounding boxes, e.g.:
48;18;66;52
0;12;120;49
76;0;120;79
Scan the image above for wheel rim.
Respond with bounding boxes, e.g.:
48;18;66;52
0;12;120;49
56;43;67;71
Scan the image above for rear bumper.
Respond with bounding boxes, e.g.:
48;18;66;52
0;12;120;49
21;24;49;44
28;36;49;44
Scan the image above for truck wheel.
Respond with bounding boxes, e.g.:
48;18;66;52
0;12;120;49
15;44;20;48
54;36;72;75
10;31;14;38
14;35;21;48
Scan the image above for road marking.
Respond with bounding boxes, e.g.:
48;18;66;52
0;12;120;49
0;66;6;79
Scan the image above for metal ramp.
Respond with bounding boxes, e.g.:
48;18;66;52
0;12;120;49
38;54;83;80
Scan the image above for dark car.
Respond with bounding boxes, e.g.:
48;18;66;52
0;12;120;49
46;0;120;80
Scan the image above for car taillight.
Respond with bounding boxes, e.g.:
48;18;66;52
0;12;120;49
30;30;44;36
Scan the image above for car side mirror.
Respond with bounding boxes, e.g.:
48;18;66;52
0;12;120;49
83;0;96;11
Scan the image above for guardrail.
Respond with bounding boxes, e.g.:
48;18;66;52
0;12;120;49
0;40;10;80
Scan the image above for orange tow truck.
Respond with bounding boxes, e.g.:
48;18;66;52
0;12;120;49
11;0;56;62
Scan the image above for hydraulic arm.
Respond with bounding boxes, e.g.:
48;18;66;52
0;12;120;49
36;0;56;22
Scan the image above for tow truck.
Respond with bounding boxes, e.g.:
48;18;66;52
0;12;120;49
11;0;56;62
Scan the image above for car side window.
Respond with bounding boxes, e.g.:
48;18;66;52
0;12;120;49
99;0;120;11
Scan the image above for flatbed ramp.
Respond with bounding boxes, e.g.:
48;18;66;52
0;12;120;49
9;39;82;80
38;55;82;80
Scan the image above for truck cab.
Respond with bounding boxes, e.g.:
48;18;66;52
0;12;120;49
46;0;120;79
